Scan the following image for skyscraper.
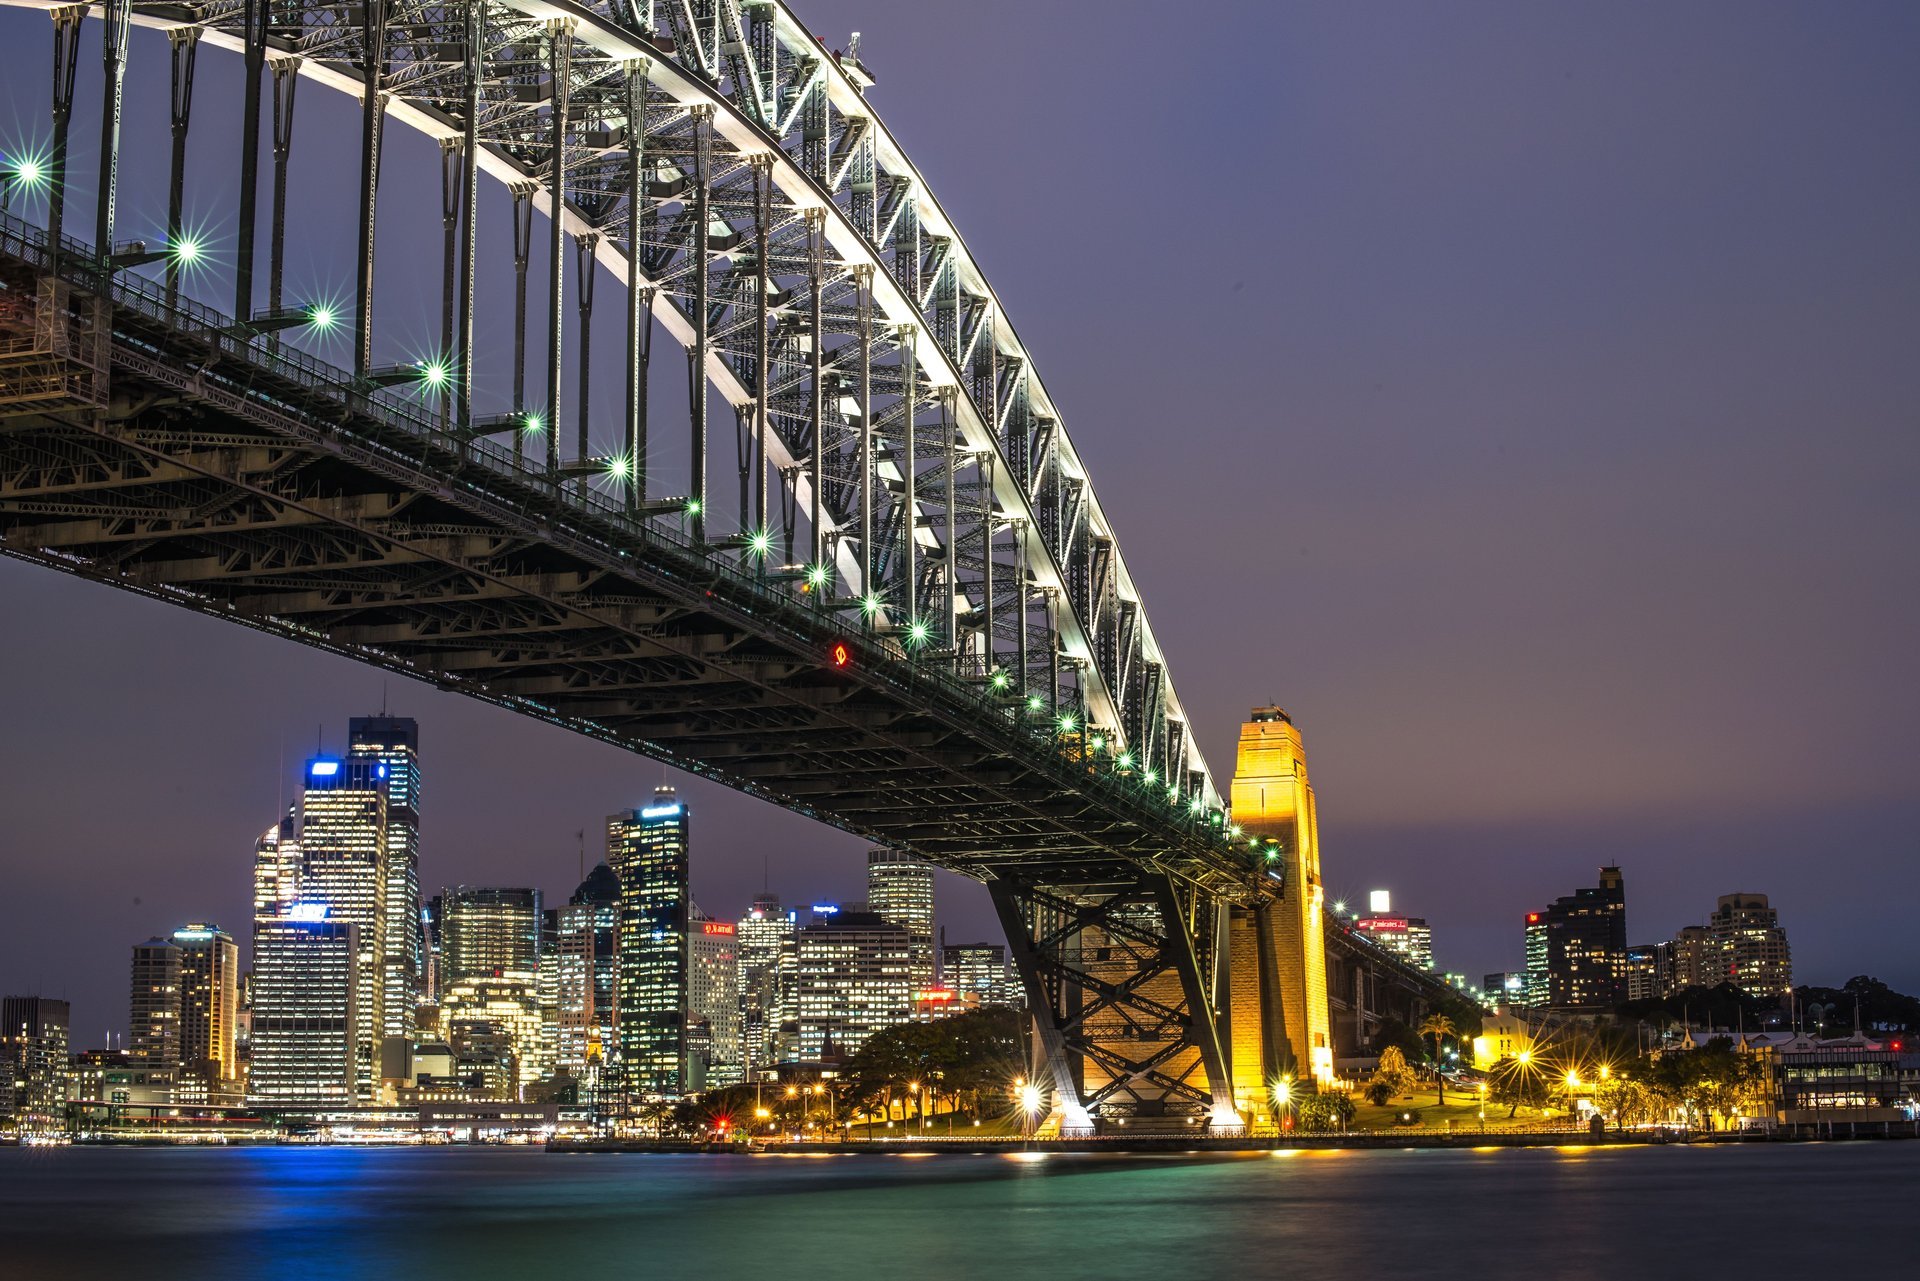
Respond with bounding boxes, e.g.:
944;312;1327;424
608;787;690;1097
737;894;794;1075
942;942;1013;1008
794;909;912;1060
440;887;545;1092
131;925;239;1100
552;864;620;1091
1352;892;1435;971
248;907;360;1104
688;914;742;1088
252;807;301;924
1522;911;1549;1007
293;754;389;1098
866;849;936;993
1540;866;1628;1012
348;716;423;1038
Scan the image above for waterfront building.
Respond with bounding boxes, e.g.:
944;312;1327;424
794;909;912;1060
1352;892;1434;971
866;849;936;992
608;787;691;1096
130;924;240;1100
552;864;620;1097
1538;866;1628;1012
1470;1005;1537;1071
348;716;424;1037
1;996;71;1138
689;913;742;1087
943;942;1012;1008
1523;912;1549;1007
248;908;360;1104
737;894;794;1076
295;754;391;1096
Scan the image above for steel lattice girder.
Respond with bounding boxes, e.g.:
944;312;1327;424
0;0;1220;810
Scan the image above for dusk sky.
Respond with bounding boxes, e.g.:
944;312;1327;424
1;0;1915;1042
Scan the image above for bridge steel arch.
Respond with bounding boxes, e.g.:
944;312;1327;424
0;0;1283;1124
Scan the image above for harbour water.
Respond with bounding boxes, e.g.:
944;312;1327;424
1;1142;1912;1279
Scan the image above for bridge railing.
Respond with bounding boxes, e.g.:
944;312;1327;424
1;211;1263;885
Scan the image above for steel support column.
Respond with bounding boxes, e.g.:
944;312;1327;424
93;0;132;262
854;263;873;596
45;7;83;274
899;324;916;625
751;154;771;535
687;103;712;540
165;29;198;310
622;57;647;508
266;55;296;323
806;207;824;571
353;2;387;380
235;0;268;320
575;230;597;467
544;20;573;477
439;139;461;427
511;185;534;462
455;0;481;434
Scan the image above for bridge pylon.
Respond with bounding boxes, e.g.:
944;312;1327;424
1225;708;1334;1123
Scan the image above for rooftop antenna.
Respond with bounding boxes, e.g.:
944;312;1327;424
577;828;586;884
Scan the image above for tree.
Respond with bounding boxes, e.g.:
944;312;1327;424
1369;1045;1417;1105
1295;1091;1357;1133
1488;1055;1548;1119
1640;1036;1767;1130
1417;1013;1457;1105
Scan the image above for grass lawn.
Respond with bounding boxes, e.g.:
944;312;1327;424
1345;1084;1567;1132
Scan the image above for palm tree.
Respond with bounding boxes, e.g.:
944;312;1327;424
1418;1013;1457;1105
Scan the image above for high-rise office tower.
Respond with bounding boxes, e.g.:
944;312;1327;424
131;925;240;1097
1352;891;1435;971
1624;943;1666;1003
248;907;360;1104
1522;911;1549;1006
440;887;545;1091
608;787;691;1096
942;942;1013;1007
295;754;390;1098
866;849;936;993
1;997;71;1137
794;908;912;1060
348;717;423;1038
688;913;742;1088
1540;866;1628;1011
736;894;793;1075
130;938;183;1066
552;864;620;1088
441;887;542;984
252;807;301;924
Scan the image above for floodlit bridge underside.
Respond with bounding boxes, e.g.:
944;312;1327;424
0;0;1287;1121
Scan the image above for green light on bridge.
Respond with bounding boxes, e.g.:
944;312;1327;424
990;670;1010;690
749;530;773;557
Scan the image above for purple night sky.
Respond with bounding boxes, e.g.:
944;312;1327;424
1;1;1915;1043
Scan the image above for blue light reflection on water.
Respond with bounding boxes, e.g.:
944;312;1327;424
1;1143;1914;1281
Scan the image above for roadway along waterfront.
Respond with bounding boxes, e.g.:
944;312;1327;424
1;1142;1913;1280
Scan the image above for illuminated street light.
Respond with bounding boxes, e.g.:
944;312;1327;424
306;303;338;332
169;234;202;266
1026;695;1044;713
907;618;931;646
989;670;1010;690
1116;752;1133;768
805;564;829;590
748;530;772;557
522;412;545;434
860;592;884;618
1057;713;1077;733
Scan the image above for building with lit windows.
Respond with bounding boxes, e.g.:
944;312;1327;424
737;894;794;1076
1708;893;1792;997
1539;866;1628;1012
438;887;545;1092
1352;892;1434;971
794;909;912;1060
1;996;71;1138
551;864;620;1094
1624;943;1667;1003
866;849;936;992
295;754;391;1097
689;914;742;1088
130;925;240;1101
942;942;1015;1008
248;908;360;1104
252;807;301;924
1523;912;1549;1007
348;716;424;1038
608;788;691;1096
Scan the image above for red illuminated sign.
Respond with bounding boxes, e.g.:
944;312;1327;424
914;989;956;1003
830;640;852;669
1526;913;1541;924
702;922;736;936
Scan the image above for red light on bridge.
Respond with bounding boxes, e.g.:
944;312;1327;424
830;640;852;669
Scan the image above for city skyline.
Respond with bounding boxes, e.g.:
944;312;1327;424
2;0;1916;1040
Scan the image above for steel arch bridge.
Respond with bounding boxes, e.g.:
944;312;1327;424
0;0;1301;1123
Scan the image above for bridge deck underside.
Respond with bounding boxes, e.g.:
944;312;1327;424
0;252;1261;899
